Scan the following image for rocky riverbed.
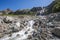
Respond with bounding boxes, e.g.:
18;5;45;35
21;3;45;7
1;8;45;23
0;14;60;40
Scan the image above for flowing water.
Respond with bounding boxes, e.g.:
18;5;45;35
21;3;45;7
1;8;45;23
0;20;35;40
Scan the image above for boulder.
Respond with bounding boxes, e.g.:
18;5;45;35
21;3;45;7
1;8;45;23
0;33;4;38
0;24;8;33
54;14;60;21
47;22;55;28
51;27;60;37
3;16;13;23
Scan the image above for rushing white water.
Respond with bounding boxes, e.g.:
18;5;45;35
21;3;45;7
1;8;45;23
0;20;35;40
16;22;20;27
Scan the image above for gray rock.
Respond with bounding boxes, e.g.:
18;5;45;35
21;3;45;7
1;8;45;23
3;16;13;23
51;27;60;37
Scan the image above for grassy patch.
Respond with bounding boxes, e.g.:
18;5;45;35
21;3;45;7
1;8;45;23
0;14;35;17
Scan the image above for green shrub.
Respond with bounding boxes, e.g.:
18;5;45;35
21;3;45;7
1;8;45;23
52;1;60;13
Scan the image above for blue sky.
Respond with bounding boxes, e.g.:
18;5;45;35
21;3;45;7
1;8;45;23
0;0;53;10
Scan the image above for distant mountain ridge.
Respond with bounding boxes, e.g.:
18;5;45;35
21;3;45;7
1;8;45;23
0;0;57;15
0;7;42;15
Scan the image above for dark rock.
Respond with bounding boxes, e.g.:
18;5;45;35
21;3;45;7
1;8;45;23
30;7;42;12
16;34;20;37
27;35;32;39
25;31;28;34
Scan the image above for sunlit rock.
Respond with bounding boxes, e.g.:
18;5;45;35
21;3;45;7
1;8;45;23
3;16;14;23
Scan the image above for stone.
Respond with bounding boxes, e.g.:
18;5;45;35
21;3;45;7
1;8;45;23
25;31;28;34
0;33;4;38
0;24;8;33
3;16;13;23
51;27;60;37
27;35;32;39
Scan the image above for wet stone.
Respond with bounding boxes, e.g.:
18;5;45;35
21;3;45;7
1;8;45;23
16;34;20;37
27;35;32;39
25;31;28;34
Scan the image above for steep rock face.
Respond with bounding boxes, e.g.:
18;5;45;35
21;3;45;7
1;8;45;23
45;1;56;13
36;8;48;16
30;7;42;12
14;9;30;15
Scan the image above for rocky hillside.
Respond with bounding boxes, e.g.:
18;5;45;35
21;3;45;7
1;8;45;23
46;0;60;13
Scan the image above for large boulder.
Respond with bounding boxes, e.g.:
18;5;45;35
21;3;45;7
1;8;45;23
51;27;60;37
3;16;14;23
0;24;8;38
54;13;60;21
